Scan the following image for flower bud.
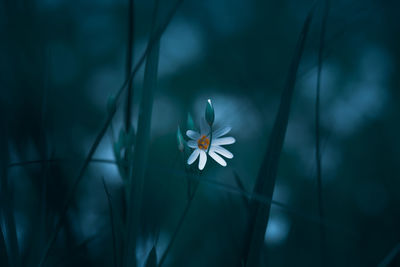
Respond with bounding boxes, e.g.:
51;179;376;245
205;99;214;126
177;126;185;152
187;113;195;131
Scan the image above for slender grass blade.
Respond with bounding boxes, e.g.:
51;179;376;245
315;0;330;264
244;7;315;267
0;133;19;267
144;246;157;267
102;178;119;267
123;1;160;266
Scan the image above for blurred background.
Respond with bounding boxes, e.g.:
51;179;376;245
1;0;400;266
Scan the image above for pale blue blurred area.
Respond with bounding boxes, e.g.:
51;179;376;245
159;19;205;77
265;212;291;245
200;0;255;36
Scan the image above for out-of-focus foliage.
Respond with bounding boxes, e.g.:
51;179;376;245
1;0;400;266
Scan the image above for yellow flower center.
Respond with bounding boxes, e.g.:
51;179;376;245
197;135;210;150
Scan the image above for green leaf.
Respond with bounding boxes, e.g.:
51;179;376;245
0;227;8;267
177;126;185;152
243;6;315;267
205;99;215;126
144;246;158;267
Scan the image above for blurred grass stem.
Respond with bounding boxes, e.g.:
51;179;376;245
315;0;330;265
243;6;315;266
123;0;160;266
125;0;135;131
159;174;200;267
102;178;119;267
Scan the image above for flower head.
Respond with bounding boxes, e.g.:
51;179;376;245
186;118;235;170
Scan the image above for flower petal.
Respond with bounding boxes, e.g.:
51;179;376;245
187;149;200;165
200;117;210;135
198;150;207;170
212;137;236;146
211;145;233;159
187;140;197;148
209;150;227;167
186;130;200;140
212;126;231;138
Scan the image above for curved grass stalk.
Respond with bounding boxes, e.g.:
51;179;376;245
7;158;125;169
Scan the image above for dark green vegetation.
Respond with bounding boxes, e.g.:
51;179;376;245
1;0;400;266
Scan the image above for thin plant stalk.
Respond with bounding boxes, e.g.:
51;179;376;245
144;246;157;267
378;242;400;267
315;0;330;265
123;1;135;259
8;158;125;169
125;0;135;131
37;48;50;265
124;0;136;199
102;178;118;267
123;1;160;266
0;224;7;265
0;145;19;267
158;176;200;267
233;172;250;209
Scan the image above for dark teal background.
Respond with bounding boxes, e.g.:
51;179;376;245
1;0;400;266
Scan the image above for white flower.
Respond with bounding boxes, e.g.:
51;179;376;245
186;119;235;170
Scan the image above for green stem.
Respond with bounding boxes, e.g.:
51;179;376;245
158;178;199;267
125;0;135;131
102;178;118;267
206;125;212;154
123;1;160;266
316;0;330;265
